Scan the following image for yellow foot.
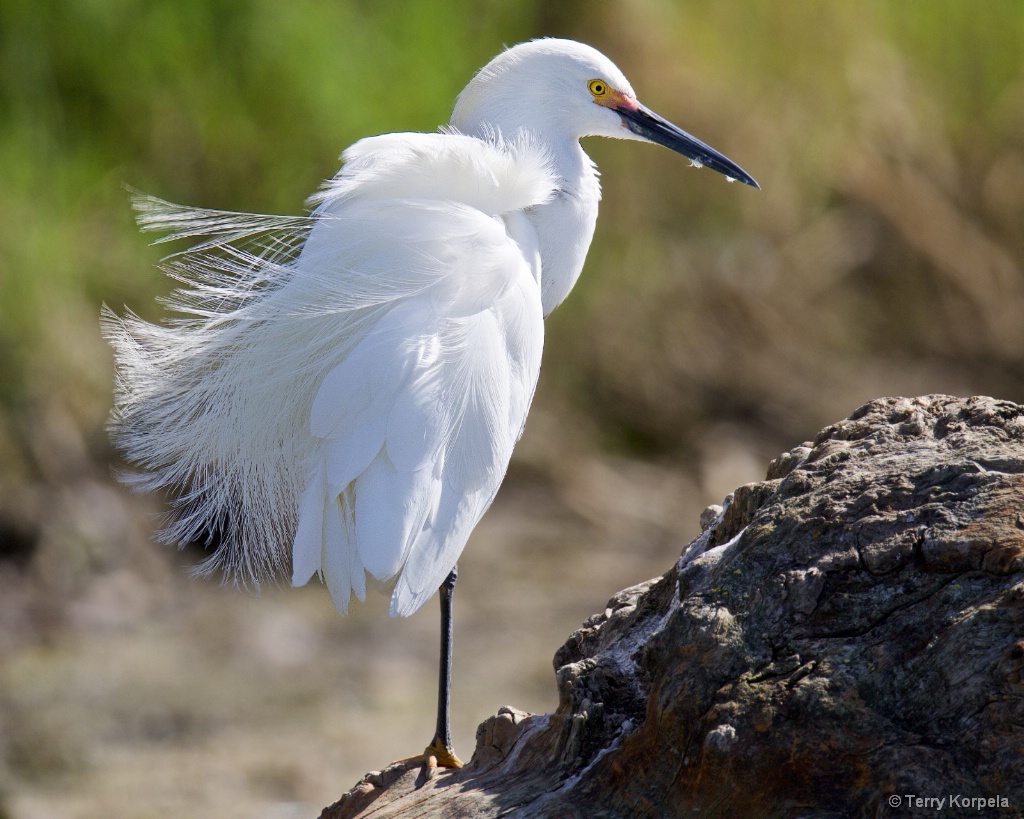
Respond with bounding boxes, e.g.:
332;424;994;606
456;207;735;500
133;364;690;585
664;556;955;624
423;736;463;780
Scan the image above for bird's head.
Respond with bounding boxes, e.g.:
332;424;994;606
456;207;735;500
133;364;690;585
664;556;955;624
451;38;759;189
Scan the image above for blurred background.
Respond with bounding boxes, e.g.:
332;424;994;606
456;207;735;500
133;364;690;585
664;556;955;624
1;1;1022;816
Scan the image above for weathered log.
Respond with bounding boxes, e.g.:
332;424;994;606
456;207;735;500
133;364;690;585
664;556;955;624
321;396;1024;818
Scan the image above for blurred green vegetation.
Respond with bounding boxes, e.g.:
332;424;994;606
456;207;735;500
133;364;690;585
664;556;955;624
2;1;1024;812
553;0;1024;457
2;0;1023;459
0;0;534;420
0;0;1022;538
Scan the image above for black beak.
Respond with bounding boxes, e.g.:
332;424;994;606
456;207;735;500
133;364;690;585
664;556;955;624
616;102;760;189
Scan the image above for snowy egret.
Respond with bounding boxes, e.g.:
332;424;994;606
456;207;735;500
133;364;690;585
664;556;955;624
103;38;758;773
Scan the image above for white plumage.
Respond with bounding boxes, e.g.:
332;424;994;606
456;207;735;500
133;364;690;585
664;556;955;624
103;38;757;628
104;132;553;617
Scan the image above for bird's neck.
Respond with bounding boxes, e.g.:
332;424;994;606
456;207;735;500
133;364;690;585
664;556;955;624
530;142;601;316
451;94;602;315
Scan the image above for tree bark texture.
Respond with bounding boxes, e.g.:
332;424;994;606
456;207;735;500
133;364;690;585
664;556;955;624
321;395;1024;818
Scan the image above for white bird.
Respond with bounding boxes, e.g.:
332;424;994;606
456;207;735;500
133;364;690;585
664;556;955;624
102;38;758;772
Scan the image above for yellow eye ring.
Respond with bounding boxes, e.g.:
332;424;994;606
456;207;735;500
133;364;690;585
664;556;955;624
588;79;608;98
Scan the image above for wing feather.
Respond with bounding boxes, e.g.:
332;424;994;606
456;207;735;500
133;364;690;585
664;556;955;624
321;489;358;612
291;459;327;586
354;456;439;581
389;283;543;616
386;357;448;474
323;421;384;491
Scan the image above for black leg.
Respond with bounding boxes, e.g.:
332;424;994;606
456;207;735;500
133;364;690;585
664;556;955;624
424;564;463;773
435;564;457;750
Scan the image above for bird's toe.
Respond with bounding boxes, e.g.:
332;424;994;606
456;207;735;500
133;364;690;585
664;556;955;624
423;736;464;778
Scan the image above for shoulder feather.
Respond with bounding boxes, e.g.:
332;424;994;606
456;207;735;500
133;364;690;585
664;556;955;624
308;131;557;216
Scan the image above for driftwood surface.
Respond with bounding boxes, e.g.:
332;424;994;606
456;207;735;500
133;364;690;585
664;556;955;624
321;395;1024;818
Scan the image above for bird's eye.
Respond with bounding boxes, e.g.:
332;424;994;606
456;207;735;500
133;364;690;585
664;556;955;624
588;80;608;98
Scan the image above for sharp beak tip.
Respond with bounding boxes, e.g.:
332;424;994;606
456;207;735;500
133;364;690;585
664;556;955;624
691;158;761;191
620;103;761;191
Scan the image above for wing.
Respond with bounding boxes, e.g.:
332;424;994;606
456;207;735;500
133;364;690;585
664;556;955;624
104;132;552;614
292;203;545;616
